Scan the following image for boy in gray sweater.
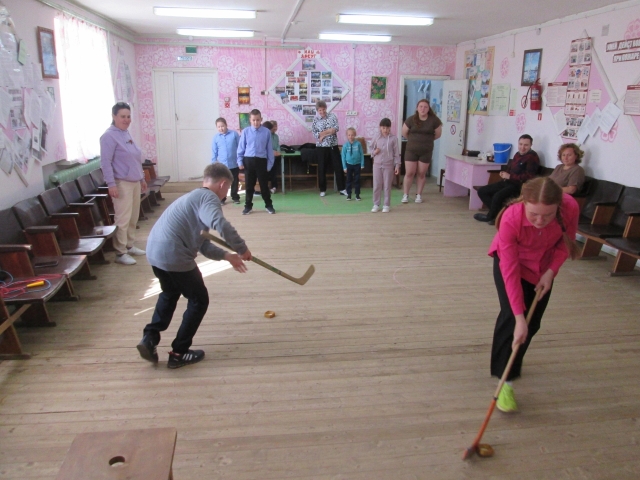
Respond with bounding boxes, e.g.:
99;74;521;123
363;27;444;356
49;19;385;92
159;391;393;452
137;163;252;368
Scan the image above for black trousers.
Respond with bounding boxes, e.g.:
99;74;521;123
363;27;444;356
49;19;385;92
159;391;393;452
269;157;281;190
345;164;361;196
317;146;345;192
491;255;552;381
229;167;240;202
477;181;522;219
244;156;273;209
144;266;210;354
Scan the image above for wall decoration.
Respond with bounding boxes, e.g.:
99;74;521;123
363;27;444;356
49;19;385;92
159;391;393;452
238;87;250;105
521;49;542;86
370;76;387;100
268;49;350;130
238;112;250;130
36;27;59;79
446;90;462;122
489;84;510;116
464;46;495;116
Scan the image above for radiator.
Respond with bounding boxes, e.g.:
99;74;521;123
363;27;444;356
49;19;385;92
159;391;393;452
49;157;101;186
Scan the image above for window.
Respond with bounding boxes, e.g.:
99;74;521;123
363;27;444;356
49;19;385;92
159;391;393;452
54;14;114;161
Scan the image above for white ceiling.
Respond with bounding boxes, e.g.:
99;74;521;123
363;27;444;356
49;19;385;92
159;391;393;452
70;0;622;45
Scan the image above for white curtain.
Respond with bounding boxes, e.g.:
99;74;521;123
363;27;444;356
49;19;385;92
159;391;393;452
54;14;114;162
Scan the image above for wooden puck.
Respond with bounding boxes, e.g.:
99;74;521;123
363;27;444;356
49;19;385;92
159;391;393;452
477;443;494;457
264;311;276;318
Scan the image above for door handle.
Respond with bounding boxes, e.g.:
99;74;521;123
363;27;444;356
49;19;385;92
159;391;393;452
175;113;178;122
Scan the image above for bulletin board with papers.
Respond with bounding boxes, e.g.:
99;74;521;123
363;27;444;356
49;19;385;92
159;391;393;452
465;46;495;116
0;4;55;187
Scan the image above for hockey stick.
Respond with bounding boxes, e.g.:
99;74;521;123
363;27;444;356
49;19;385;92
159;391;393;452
201;231;315;286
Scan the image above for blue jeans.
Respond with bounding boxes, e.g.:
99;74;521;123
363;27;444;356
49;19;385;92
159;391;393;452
345;164;361;196
143;266;210;354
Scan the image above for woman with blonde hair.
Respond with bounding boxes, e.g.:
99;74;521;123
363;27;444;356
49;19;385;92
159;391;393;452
549;143;586;195
488;177;580;413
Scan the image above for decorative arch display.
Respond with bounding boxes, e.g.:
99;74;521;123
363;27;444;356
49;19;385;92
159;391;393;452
268;48;350;130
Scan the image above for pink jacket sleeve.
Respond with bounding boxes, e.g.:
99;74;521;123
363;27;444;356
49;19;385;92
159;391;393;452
496;207;526;316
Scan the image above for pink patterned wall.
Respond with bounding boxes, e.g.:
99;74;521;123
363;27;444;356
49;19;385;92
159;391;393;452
135;40;455;162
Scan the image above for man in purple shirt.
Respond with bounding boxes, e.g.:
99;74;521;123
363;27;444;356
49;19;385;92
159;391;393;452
237;109;275;215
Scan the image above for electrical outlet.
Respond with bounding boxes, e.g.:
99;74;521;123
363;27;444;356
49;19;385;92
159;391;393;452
346;110;358;116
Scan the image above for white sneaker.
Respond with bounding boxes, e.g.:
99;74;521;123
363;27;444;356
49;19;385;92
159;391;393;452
415;194;423;203
371;205;379;213
127;246;146;256
320;191;326;197
270;187;276;194
401;194;409;203
382;206;390;213
115;253;136;265
339;189;348;196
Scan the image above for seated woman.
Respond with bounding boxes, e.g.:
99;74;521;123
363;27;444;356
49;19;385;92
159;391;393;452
549;143;585;195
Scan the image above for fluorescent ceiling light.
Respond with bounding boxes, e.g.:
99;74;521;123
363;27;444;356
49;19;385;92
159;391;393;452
337;14;433;26
319;33;391;42
176;28;255;38
155;7;256;19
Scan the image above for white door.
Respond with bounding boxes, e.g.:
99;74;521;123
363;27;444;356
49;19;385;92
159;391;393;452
436;79;469;186
153;70;219;182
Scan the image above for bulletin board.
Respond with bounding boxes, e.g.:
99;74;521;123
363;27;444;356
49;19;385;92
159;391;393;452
0;6;55;187
465;46;495;116
268;49;350;130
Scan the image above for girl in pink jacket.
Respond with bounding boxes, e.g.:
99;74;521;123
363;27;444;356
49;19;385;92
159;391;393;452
370;118;400;213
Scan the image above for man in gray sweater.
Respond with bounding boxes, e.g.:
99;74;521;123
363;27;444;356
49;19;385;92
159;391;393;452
137;163;252;368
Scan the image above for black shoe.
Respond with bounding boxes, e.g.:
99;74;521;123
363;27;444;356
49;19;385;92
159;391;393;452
487;219;495;225
167;349;205;369
221;197;227;205
474;213;491;222
266;206;276;214
242;207;252;215
355;196;361;201
233;199;241;204
137;336;158;363
346;195;352;201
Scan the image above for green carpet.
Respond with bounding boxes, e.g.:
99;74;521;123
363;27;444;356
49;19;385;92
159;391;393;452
230;188;407;215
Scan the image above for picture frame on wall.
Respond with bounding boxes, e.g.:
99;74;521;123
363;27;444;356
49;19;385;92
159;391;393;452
370;76;387;100
36;27;59;79
238;113;250;130
521;49;542;86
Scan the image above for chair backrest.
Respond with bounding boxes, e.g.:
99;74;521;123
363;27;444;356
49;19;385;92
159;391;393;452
59;181;83;204
612;186;640;229
39;188;68;216
0;208;27;245
581;179;625;221
12;197;49;229
90;168;106;187
355;137;368;154
77;174;98;196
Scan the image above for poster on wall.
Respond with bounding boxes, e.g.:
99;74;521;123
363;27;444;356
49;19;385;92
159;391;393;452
446;90;462;122
268;49;350;130
546;82;568;107
464;46;495;115
623;85;640;115
489;84;510;116
370;76;387;100
562;38;592;140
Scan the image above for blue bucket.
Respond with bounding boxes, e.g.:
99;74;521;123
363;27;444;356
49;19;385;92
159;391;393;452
493;143;512;164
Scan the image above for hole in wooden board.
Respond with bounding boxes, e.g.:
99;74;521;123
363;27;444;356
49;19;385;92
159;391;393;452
109;456;126;466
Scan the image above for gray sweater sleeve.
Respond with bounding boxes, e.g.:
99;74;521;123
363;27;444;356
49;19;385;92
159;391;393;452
198;197;247;261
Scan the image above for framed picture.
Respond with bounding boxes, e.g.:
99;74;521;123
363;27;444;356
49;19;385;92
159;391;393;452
370;76;387;100
238;113;250;130
238;87;250;105
36;27;59;79
521;49;542;86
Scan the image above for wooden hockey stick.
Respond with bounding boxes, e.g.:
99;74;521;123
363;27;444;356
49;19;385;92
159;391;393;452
201;231;315;286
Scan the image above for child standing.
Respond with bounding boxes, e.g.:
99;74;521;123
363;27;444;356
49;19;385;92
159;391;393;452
370;118;400;213
341;127;365;201
211;117;240;204
268;120;281;194
237;109;275;215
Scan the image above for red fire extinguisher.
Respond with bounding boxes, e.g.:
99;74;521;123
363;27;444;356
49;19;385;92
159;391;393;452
521;79;542;110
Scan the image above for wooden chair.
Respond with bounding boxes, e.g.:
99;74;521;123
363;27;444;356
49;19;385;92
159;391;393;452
12;197;108;264
62;177;113;226
56;427;177;480
438;168;445;192
0;208;93;283
578;178;624;225
91;168;152;221
578;186;639;260
0;293;31;359
39;188;117;243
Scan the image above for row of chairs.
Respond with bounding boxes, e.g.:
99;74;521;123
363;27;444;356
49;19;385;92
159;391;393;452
0;163;169;358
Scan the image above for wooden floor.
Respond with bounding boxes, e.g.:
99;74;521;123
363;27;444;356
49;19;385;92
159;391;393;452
1;182;639;479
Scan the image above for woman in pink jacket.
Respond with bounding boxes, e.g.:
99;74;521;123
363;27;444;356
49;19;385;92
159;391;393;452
488;177;579;412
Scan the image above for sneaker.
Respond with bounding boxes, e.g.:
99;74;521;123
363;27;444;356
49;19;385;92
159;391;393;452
266;206;276;214
242;207;252;215
137;336;158;363
233;199;241;204
382;206;390;213
346;195;352;201
221;198;226;205
167;349;205;369
127;246;146;256
115;253;136;265
371;205;379;213
320;191;326;197
401;194;409;203
496;383;518;413
254;192;262;197
355;196;362;201
270;187;276;194
339;189;348;196
415;194;423;203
